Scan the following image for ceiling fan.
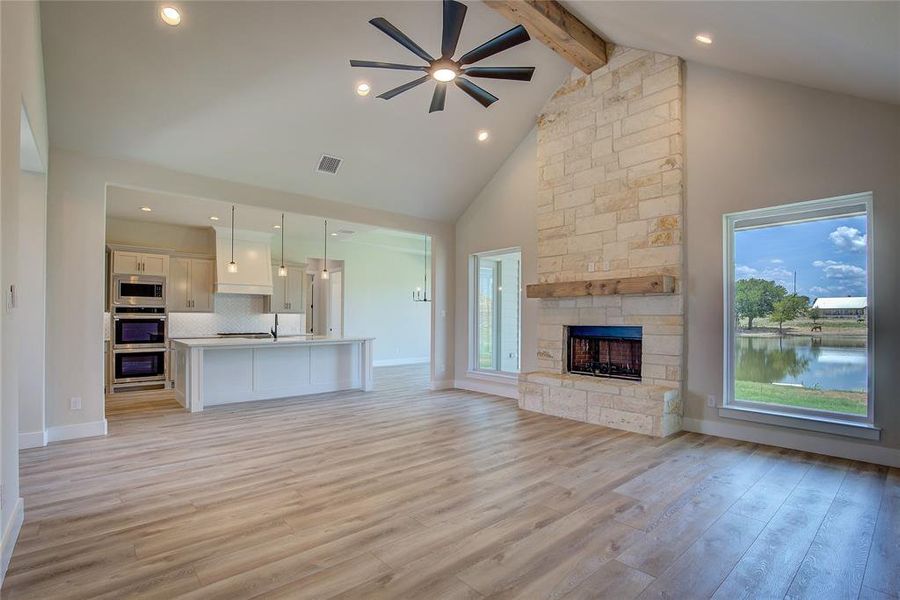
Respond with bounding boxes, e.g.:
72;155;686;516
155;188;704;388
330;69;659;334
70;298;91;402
349;0;535;113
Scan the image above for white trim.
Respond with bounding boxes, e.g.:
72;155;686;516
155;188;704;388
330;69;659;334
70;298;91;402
722;192;875;428
684;417;900;468
718;406;880;440
46;419;108;443
465;370;518;383
373;357;430;367
1;497;25;586
19;430;48;449
429;379;454;391
454;377;518;399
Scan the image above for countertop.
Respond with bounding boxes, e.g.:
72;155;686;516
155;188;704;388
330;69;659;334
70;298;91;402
170;335;374;349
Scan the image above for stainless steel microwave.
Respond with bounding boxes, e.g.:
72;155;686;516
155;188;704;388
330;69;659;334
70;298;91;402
112;274;166;307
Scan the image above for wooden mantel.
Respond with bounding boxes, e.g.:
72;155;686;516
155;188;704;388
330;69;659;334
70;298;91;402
526;275;675;299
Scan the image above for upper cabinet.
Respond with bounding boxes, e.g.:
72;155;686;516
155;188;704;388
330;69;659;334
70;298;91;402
168;257;215;313
265;264;306;314
112;251;169;277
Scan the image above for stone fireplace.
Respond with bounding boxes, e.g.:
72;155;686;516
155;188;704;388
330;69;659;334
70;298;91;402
518;46;685;438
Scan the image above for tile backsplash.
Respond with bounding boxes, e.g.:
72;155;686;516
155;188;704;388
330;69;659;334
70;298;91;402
168;294;306;338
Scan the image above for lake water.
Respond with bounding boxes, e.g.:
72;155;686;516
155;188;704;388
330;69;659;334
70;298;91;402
735;335;868;393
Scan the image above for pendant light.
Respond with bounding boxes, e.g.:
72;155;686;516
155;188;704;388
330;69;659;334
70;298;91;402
413;234;430;302
227;205;238;273
278;213;287;277
321;219;330;280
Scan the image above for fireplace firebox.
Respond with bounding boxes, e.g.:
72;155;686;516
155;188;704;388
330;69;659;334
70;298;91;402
566;326;642;381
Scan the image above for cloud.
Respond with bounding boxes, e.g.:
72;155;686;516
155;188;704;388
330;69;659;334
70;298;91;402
809;286;830;295
829;226;867;252
770;258;784;264
735;265;757;279
812;259;866;280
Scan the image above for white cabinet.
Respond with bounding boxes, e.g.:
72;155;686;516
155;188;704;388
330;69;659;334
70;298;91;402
112;251;169;276
265;265;305;313
168;257;215;312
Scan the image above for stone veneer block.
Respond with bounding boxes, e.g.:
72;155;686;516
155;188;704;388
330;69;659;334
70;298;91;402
523;45;685;438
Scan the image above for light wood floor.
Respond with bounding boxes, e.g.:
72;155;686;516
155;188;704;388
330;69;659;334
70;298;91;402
4;365;898;599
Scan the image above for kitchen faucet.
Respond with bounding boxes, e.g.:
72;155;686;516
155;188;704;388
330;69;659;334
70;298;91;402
271;313;279;340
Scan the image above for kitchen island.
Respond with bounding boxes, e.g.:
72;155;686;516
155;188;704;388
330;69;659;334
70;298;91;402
171;336;374;412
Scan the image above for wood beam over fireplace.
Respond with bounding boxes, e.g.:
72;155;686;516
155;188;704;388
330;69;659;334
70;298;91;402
484;0;609;74
526;275;675;299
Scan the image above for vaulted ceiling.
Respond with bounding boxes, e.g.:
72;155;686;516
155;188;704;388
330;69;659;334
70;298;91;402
40;1;572;222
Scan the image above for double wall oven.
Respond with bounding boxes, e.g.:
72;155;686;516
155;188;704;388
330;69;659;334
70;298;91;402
112;303;168;387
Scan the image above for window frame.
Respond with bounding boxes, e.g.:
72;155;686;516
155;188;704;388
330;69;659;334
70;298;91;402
722;192;876;432
469;247;522;378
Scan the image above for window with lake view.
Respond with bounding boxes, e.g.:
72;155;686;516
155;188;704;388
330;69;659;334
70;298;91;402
724;194;872;424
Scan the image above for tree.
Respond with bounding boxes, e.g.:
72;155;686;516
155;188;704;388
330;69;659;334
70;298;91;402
809;307;821;323
770;294;808;334
735;278;787;329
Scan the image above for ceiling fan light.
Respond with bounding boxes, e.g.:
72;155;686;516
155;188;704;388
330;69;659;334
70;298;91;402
433;68;457;82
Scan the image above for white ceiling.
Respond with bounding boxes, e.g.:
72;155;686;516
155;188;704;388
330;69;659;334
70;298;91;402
567;1;900;106
40;1;572;222
106;185;427;252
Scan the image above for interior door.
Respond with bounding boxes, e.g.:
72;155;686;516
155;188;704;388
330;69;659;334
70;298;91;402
327;271;343;336
190;259;215;312
113;251;142;275
167;257;190;311
140;253;169;277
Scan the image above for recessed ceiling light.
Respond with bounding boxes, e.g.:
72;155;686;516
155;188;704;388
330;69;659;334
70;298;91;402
160;6;181;26
433;68;457;82
140;206;152;212
695;33;713;45
477;130;489;142
209;216;219;221
356;83;371;96
330;232;338;237
273;224;281;229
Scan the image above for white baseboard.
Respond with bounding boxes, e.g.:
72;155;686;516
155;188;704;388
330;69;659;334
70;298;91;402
453;377;518;399
46;419;108;443
683;417;900;468
19;430;48;450
429;379;455;391
0;497;24;586
373;357;430;367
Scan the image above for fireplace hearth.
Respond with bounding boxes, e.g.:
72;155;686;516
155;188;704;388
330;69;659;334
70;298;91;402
566;326;642;381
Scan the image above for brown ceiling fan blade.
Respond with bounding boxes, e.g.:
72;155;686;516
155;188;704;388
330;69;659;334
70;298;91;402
454;78;498;108
441;0;467;59
458;25;530;66
462;67;535;81
429;83;447;113
350;60;428;72
369;17;435;63
377;75;431;100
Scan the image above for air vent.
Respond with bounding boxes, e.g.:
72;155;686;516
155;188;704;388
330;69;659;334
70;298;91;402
316;154;343;175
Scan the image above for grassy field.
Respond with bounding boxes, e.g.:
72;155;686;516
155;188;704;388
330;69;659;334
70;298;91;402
735;380;867;415
739;317;867;336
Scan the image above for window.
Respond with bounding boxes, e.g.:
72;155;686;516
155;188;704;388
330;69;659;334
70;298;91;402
471;249;521;375
723;193;874;432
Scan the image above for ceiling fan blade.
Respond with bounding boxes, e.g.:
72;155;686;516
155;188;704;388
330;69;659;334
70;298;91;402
429;83;447;113
377;75;431;100
369;17;435;63
458;25;530;66
441;0;467;59
454;78;498;108
462;66;535;81
350;60;428;72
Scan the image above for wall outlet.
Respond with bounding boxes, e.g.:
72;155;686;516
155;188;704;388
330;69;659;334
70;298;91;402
70;397;82;410
707;394;716;408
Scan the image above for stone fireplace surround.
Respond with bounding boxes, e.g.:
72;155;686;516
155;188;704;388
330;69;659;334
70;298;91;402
518;46;685;438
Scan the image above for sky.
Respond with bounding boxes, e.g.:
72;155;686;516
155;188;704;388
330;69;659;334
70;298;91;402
734;215;867;300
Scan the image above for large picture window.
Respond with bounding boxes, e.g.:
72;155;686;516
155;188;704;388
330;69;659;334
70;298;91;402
723;193;874;429
471;249;521;375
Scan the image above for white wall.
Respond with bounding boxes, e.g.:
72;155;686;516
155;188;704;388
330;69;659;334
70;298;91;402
0;0;49;582
684;63;900;465
454;128;538;398
17;172;46;449
47;148;454;442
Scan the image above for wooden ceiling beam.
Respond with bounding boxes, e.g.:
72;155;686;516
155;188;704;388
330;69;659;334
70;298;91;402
484;0;609;74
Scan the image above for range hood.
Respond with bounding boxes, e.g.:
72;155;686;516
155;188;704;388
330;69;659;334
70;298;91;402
213;227;274;295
